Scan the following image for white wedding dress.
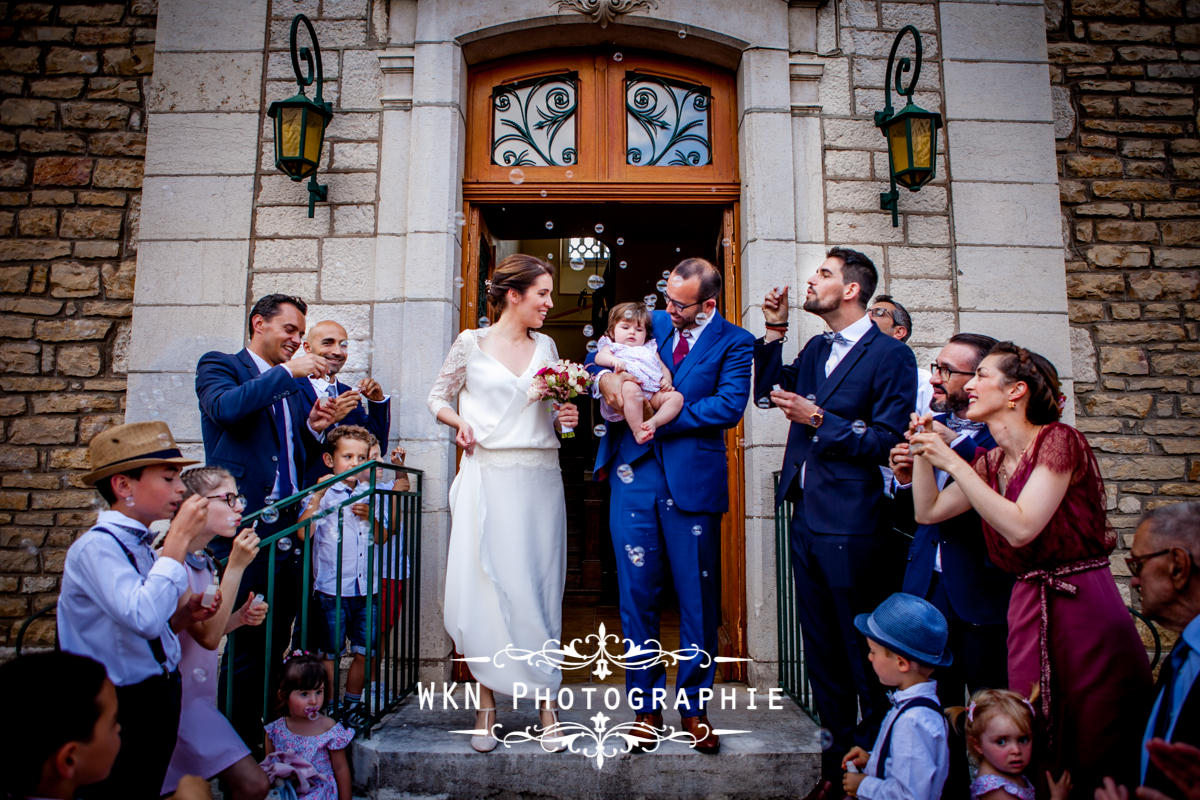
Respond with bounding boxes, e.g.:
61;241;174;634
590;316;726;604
427;328;567;696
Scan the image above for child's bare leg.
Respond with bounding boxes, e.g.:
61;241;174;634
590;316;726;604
621;380;651;443
641;390;683;439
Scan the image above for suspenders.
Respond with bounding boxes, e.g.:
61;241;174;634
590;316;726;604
96;525;171;675
874;696;945;779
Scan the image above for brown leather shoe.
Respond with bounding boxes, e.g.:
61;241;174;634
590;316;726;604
628;711;663;753
681;714;721;754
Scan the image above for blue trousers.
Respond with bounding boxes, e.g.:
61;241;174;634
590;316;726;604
608;453;720;717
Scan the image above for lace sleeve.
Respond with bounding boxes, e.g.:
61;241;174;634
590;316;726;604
973;448;997;486
1032;422;1082;476
427;330;473;417
546;333;560;362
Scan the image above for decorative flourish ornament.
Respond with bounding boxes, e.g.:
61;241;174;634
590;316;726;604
553;0;659;27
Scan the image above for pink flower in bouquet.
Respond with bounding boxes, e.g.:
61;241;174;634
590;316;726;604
528;359;592;437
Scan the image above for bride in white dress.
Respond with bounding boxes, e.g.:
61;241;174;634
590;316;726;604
427;254;579;753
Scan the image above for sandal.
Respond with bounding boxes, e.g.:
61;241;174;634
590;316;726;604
470;707;498;753
539;705;567;753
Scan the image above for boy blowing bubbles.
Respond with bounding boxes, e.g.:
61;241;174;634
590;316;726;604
842;593;952;800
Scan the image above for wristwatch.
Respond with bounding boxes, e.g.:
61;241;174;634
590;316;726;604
809;408;824;428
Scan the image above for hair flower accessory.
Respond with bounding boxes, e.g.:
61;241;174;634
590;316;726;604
285;649;314;663
1056;393;1066;412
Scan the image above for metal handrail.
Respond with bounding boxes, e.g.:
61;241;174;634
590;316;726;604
774;471;817;719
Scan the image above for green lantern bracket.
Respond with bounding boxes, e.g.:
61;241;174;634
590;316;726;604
267;14;333;218
875;25;943;227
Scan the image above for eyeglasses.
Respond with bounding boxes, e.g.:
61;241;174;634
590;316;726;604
1125;548;1173;577
930;362;976;381
206;492;246;510
663;291;714;312
869;307;896;322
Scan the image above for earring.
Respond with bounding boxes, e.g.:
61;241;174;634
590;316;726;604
1007;399;1016;410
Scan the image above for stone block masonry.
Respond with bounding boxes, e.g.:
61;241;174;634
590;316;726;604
1049;0;1200;571
0;0;155;648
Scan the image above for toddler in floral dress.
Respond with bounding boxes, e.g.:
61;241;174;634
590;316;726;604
594;301;684;444
263;653;354;800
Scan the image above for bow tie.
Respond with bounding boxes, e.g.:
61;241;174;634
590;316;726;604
822;331;848;345
943;414;985;434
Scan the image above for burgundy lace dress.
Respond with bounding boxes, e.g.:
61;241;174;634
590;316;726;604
973;423;1151;796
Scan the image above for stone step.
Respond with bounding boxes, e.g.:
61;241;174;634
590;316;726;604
352;688;823;800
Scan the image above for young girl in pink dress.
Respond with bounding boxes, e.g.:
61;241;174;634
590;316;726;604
162;466;271;800
264;653;354;800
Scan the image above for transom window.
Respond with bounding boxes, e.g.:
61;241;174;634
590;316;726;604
491;73;578;167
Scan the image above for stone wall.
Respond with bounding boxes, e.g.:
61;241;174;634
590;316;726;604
1049;0;1200;594
0;0;155;646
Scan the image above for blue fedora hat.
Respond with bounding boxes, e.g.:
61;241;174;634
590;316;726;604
854;592;952;668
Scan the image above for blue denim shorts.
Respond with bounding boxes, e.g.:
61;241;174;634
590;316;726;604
315;592;377;657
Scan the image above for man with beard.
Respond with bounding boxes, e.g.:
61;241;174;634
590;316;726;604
754;248;915;797
887;332;1011;796
294;320;391;486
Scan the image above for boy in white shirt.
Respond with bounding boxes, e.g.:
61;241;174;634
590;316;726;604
59;421;212;799
298;425;380;711
842;593;951;800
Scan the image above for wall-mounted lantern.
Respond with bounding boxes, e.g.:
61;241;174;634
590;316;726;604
875;25;943;227
267;14;333;218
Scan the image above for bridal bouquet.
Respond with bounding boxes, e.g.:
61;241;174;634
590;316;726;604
528;359;592;438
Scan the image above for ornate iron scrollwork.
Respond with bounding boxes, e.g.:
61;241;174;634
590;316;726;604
625;73;711;167
553;0;659;28
491;73;578;167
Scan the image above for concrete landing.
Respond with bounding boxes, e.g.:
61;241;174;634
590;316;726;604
352;688;822;800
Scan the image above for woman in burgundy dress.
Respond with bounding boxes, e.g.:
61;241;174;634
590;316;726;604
909;341;1151;798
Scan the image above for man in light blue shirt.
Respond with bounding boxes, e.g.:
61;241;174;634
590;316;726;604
1128;502;1200;799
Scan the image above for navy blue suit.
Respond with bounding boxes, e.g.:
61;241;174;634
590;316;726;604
754;322;915;780
588;310;753;715
195;347;316;749
293;377;391;487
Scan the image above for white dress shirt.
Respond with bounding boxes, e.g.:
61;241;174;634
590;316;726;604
306;481;384;596
858;680;950;800
825;312;874;377
247;349;305;502
308;374;390;405
671;308;715;356
58;510;188;685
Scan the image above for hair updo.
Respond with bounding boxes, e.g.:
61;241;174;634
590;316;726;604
987;341;1062;425
485;254;554;319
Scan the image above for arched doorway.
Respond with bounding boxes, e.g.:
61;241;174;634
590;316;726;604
459;48;746;678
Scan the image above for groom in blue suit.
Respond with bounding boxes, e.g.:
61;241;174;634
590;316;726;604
754;248;915;792
589;258;753;754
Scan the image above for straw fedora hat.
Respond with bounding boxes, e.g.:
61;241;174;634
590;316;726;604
82;421;199;485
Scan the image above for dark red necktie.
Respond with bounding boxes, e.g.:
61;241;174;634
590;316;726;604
673;331;690;367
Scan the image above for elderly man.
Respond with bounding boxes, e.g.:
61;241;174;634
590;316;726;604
1129;502;1200;798
294;319;391;486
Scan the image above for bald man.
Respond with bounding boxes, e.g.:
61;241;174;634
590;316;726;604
294;320;391;486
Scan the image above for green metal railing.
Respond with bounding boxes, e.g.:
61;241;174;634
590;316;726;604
221;459;422;737
774;471;816;718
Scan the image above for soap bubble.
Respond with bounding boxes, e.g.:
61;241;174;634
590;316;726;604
665;498;673;507
675;247;681;253
546;253;554;260
625;544;645;567
755;396;772;409
623;308;634;319
643;294;657;308
545;221;554;230
478;316;490;328
618;260;628;269
586;340;598;353
192;667;209;683
819;728;835;750
453;211;466;227
616;237;625;246
593;424;607;437
508;167;525;185
454;277;464;289
722;237;731;247
582;324;593;337
261;506;280;524
564;169;574;179
616;464;634;484
569;256;585;271
612;52;623;62
806;394;816;402
851;419;868;436
691;524;703;537
20;538;37;556
696;312;708;323
662;270;670;279
540;189;548;197
587;274;605;291
678;28;687;38
656;279;668;292
701;570;708;578
594;223;605;234
275;536;292;553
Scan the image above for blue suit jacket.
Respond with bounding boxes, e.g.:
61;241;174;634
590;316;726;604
754;323;915;535
587;310;754;514
293;377;391;487
195;349;314;514
897;418;1012;625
